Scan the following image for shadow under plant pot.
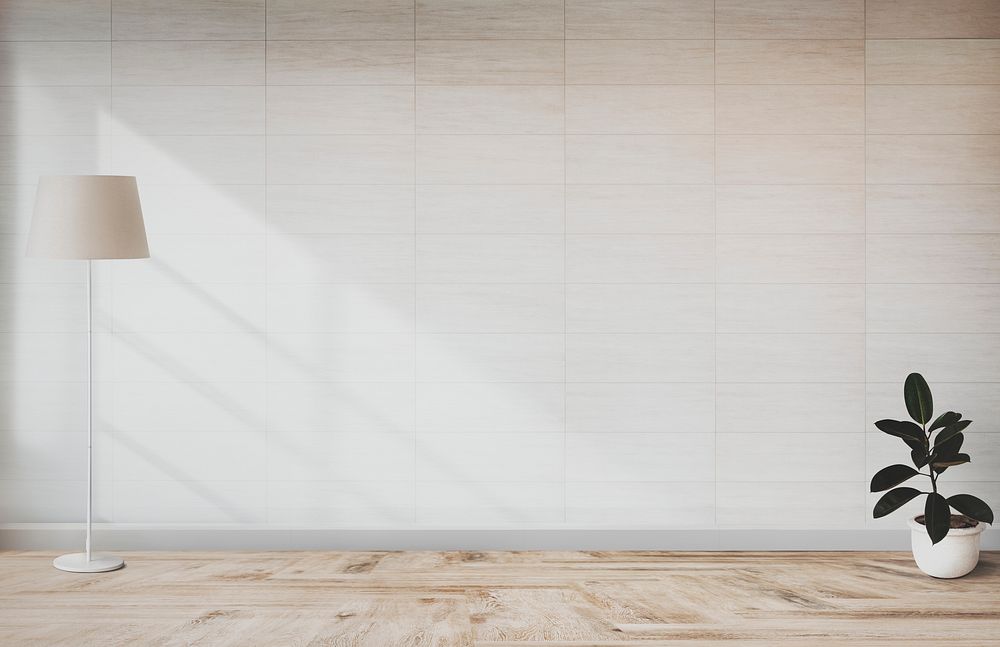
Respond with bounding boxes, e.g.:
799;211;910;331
909;514;989;578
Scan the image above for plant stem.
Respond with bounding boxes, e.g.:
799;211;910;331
924;420;938;495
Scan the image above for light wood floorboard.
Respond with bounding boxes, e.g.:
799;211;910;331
0;551;998;646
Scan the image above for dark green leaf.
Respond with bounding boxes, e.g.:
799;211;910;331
925;492;951;544
929;411;961;432
948;494;994;525
873;487;923;519
934;420;972;447
930;434;964;475
911;448;928;468
934;431;965;457
875;419;926;447
904;373;934;425
932;453;970;469
870;464;921;492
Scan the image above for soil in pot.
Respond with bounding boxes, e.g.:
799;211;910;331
913;514;979;529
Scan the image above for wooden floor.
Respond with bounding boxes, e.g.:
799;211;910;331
0;551;998;646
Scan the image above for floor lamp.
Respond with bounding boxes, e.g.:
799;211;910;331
27;175;149;573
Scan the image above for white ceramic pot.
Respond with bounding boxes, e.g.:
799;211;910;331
908;516;988;578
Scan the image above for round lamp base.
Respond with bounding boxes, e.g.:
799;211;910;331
53;553;125;573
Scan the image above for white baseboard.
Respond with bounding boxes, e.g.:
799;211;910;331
4;524;995;551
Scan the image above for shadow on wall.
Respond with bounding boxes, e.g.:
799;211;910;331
0;61;99;524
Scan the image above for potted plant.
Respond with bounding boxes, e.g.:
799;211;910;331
871;373;993;578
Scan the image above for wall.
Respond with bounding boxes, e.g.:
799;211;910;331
1;0;999;546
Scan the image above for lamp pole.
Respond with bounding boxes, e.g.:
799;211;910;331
86;259;92;562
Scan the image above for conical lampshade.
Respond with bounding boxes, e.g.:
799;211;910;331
27;175;149;260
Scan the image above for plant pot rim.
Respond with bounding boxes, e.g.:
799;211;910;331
908;515;990;536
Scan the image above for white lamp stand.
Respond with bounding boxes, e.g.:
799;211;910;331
50;261;123;574
27;175;149;573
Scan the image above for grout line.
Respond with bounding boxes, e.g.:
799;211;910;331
863;0;870;528
12;281;1000;288
712;0;718;528
98;478;874;484
20;131;1000;136
13;330;1000;336
106;430;933;437
107;0;115;525
286;132;1000;136
8;181;1000;187
562;0;568;524
263;0;269;525
12;379;1000;385
413;0;418;525
17;379;1000;385
79;230;997;237
10;331;1000;336
23;82;997;87
9;37;1000;42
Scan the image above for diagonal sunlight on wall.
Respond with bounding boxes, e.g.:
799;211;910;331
2;53;570;529
78;112;564;527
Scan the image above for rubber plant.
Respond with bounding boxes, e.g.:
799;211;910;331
871;373;994;544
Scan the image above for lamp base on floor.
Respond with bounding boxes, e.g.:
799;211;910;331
53;553;125;573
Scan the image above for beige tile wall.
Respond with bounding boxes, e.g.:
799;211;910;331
1;0;999;533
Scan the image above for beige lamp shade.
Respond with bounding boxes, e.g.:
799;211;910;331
27;175;149;259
